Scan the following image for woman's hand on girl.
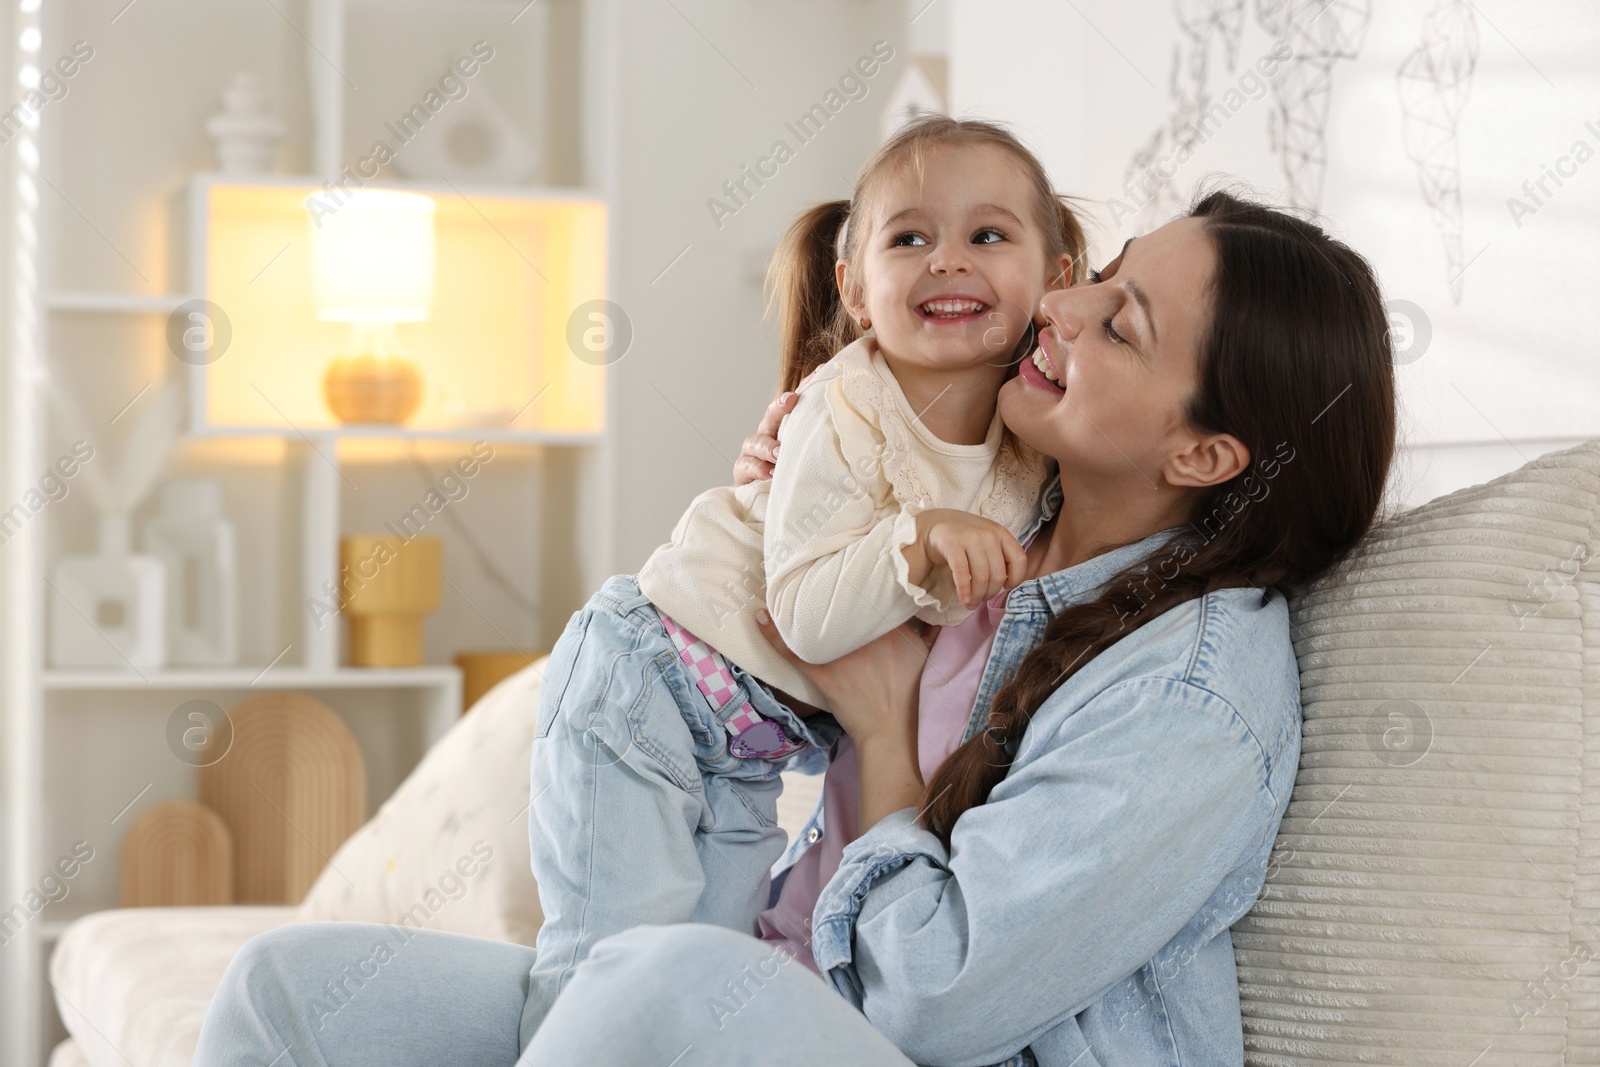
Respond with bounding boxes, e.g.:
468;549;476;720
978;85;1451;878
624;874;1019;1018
753;609;935;751
733;391;798;486
902;509;1028;609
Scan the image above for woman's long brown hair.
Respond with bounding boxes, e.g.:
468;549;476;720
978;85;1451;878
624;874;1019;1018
766;115;1087;393
916;191;1399;849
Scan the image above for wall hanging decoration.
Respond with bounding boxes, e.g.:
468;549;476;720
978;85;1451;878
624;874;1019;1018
198;692;366;904
1397;0;1480;303
1120;0;1485;302
205;72;285;175
141;479;239;666
119;801;234;907
1123;0;1480;301
47;378;182;670
1122;0;1250;226
1257;0;1371;210
1119;0;1374;229
338;535;443;667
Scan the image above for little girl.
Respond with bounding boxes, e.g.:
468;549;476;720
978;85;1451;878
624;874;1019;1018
520;115;1084;1048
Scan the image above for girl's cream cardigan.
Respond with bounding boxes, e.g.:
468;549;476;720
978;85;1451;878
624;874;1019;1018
637;337;1051;710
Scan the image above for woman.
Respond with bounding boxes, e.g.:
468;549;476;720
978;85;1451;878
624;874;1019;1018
194;191;1395;1066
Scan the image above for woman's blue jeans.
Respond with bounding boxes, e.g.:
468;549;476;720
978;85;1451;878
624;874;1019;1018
193;920;919;1065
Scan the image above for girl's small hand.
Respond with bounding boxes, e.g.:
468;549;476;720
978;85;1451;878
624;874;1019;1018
916;509;1028;609
754;610;935;750
734;391;799;486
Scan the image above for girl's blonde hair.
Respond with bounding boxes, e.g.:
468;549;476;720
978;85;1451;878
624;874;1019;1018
766;115;1088;393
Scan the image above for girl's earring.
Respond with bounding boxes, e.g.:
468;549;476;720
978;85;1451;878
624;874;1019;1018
858;316;871;331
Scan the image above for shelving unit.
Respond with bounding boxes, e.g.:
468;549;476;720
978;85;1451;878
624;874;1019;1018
6;1;615;1062
42;665;461;690
44;292;197;314
185;425;603;444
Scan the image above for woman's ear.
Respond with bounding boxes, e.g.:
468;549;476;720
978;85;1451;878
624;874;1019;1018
1166;431;1251;490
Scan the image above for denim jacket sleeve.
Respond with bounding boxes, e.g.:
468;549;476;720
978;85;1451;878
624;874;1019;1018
809;675;1279;1066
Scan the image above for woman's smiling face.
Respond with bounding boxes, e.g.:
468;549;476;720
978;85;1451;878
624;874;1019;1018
1001;216;1220;485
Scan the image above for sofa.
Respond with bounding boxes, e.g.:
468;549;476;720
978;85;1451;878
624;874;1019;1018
49;439;1600;1066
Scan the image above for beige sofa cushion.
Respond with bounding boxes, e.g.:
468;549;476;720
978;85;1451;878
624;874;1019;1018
49;906;300;1067
1236;439;1600;1062
297;659;548;945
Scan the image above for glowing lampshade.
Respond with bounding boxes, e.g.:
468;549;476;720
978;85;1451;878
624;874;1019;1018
309;190;436;322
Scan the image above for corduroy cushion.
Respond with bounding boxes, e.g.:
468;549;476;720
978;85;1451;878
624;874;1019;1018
1236;439;1600;1063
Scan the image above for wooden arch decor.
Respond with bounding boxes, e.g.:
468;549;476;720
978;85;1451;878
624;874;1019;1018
199;692;366;904
119;801;233;907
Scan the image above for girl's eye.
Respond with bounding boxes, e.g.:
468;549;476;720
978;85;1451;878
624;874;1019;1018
972;228;1005;245
1101;316;1125;344
893;232;927;247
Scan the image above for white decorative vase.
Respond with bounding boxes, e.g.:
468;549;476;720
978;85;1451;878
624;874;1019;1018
141;480;239;666
50;515;167;670
205;72;284;174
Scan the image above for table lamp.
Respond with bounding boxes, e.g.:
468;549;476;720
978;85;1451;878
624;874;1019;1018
308;190;436;424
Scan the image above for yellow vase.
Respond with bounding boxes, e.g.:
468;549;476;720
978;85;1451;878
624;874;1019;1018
338;535;442;666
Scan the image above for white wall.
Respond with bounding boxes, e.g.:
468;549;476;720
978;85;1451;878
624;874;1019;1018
948;0;1600;510
604;0;908;569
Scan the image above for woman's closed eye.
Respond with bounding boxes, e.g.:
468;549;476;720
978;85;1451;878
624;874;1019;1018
1089;267;1103;283
1102;315;1126;344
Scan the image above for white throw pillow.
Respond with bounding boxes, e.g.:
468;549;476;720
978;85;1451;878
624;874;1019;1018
298;660;547;945
1236;439;1600;1062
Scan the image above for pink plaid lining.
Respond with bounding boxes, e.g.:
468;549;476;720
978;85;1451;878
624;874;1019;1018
659;614;807;760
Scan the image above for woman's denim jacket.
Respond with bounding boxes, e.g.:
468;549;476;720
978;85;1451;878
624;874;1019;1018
767;485;1303;1066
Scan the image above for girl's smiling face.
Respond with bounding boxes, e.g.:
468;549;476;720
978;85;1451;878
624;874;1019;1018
838;143;1070;376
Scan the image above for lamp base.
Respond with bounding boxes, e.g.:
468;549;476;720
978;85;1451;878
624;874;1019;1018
324;354;423;424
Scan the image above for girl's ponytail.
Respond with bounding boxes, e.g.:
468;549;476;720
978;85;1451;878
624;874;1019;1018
767;199;858;393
